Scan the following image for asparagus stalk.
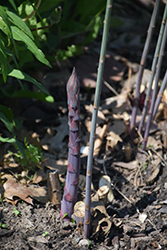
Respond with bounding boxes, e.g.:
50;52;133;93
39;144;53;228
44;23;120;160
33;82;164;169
84;0;112;238
138;3;167;133
142;18;167;150
60;68;81;220
130;0;160;139
152;69;167;120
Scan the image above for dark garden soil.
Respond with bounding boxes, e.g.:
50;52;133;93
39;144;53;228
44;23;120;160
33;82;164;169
1;0;167;249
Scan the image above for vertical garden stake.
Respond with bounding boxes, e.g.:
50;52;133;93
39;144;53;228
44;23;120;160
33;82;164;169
60;68;80;220
84;0;112;238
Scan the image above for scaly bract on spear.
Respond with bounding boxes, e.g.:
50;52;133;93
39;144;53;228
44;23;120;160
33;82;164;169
60;68;80;220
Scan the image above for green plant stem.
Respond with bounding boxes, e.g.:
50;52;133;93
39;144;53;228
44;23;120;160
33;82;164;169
138;2;167;133
84;0;112;239
142;17;167;150
130;0;160;139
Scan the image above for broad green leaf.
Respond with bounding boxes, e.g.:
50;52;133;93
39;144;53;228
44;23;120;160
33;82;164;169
0;39;7;82
8;69;50;95
11;26;51;67
11;90;54;103
0;104;22;130
7;11;34;40
0;136;25;157
8;0;17;11
0;6;11;42
0;111;14;133
0;87;54;103
0;136;16;143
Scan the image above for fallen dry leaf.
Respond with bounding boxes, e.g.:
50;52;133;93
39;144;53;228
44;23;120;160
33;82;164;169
25;131;42;148
3;175;48;205
102;92;128;114
75;53;126;92
106;131;123;151
41;116;69;152
84;104;106;130
44;157;68;175
114;160;138;170
108;119;126;136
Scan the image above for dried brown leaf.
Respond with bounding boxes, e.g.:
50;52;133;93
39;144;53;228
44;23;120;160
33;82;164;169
114;160;138;170
106;131;123;151
41;116;69;151
3;175;48;204
75;54;126;92
102;93;128;114
44;157;68;175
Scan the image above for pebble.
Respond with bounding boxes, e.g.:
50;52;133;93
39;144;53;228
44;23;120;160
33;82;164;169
79;239;90;247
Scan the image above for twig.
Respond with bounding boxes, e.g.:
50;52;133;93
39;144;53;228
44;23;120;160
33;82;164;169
22;0;41;22
103;80;119;96
149;146;167;167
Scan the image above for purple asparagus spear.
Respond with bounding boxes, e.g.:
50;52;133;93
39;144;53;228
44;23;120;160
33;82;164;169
60;68;81;220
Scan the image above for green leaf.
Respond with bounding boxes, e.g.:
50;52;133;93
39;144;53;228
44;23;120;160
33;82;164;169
0;111;14;133
0;39;7;82
8;0;17;11
0;222;7;228
7;69;50;95
4;89;54;103
0;136;25;157
0;6;11;42
62;212;68;219
45;95;54;103
11;26;51;67
0;136;16;143
7;11;34;40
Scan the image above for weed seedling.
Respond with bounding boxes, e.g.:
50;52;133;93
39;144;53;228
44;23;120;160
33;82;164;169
0;222;7;229
42;231;49;237
12;207;21;216
9;138;44;178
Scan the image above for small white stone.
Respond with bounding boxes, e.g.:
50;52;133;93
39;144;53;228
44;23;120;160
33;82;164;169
78;239;90;247
139;212;147;223
164;182;167;189
80;146;89;155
